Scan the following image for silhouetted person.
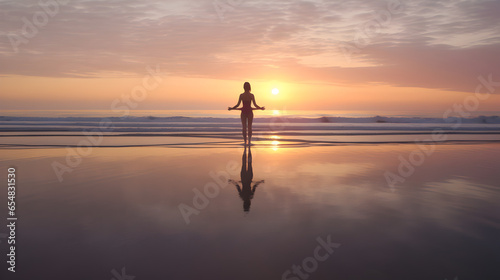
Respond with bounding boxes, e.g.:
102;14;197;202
228;82;265;145
228;145;264;212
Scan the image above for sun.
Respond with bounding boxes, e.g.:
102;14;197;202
272;88;279;95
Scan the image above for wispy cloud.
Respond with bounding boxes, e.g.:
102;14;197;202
0;0;499;92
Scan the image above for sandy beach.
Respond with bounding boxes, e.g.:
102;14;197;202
1;141;500;279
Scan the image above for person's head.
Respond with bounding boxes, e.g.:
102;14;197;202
243;199;251;212
243;82;251;92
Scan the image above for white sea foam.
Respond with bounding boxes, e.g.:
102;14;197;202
1;114;500;147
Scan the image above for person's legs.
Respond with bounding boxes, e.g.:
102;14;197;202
248;112;254;144
241;113;247;144
241;146;247;175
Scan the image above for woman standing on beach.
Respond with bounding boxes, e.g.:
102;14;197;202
228;82;265;145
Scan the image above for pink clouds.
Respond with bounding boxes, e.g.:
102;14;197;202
0;0;499;93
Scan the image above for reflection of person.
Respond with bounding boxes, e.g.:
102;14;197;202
228;145;265;212
228;82;265;145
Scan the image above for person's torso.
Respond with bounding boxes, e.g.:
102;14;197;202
241;93;252;108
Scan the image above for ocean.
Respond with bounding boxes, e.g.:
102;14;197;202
1;110;500;147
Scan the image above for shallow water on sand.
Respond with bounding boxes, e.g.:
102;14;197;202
1;143;500;279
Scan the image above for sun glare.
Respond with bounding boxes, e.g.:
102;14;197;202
272;88;279;95
271;140;280;151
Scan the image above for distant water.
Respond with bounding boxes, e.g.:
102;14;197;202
2;109;500;118
1;110;500;147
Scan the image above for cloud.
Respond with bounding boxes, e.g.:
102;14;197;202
0;0;499;92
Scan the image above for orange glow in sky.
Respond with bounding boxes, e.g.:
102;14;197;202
0;0;499;112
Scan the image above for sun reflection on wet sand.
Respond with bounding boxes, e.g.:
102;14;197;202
271;135;280;151
1;143;500;279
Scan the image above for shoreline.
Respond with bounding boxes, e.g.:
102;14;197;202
2;139;500;149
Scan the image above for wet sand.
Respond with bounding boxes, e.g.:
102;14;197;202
1;142;500;279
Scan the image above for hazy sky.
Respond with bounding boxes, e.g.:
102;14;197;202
1;0;500;111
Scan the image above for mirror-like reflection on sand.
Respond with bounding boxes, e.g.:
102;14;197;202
228;145;265;212
1;144;500;280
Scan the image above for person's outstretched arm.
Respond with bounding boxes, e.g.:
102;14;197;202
228;94;242;110
252;95;265;110
228;179;242;193
252;180;265;193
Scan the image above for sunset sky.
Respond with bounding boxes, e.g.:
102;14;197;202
1;0;500;111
